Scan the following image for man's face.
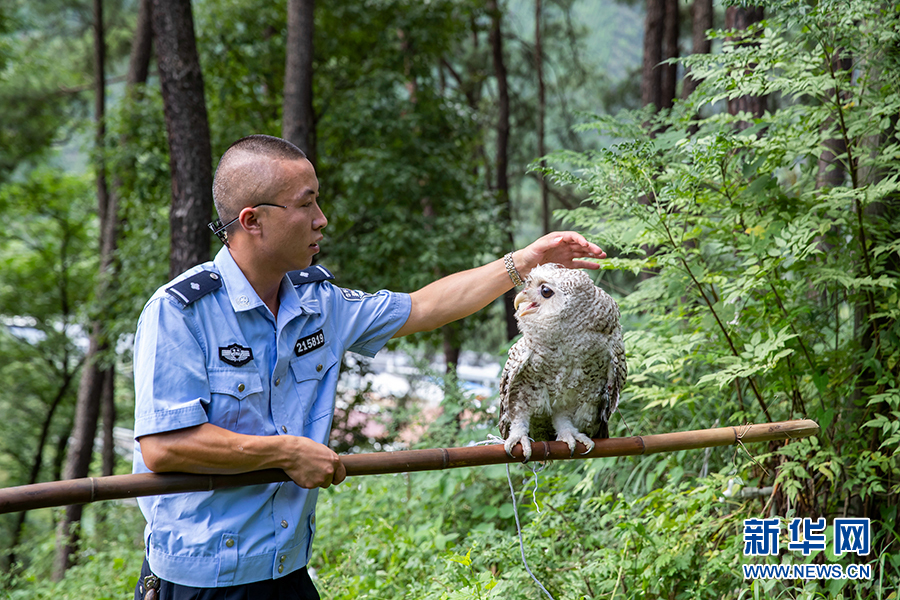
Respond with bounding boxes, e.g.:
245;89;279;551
259;158;327;272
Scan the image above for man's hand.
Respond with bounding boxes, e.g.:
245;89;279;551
280;435;346;489
513;231;606;276
394;230;606;338
139;423;346;490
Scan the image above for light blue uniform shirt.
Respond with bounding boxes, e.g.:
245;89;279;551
133;247;411;587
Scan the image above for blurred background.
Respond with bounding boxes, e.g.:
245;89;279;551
1;0;898;597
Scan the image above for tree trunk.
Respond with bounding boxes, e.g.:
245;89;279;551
5;371;75;570
682;0;713;99
52;0;151;576
101;0;152;482
53;0;112;578
53;337;106;579
816;54;852;190
659;0;679;109
283;0;316;165
101;368;115;476
52;422;69;483
725;6;767;128
535;0;549;235
488;0;517;341
152;0;214;278
643;0;678;112
442;323;461;375
128;0;153;86
641;0;665;110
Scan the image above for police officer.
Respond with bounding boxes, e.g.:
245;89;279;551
133;134;606;599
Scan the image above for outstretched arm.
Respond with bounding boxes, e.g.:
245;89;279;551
139;424;346;489
393;231;605;338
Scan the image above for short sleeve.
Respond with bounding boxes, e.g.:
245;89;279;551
133;297;211;439
327;287;412;357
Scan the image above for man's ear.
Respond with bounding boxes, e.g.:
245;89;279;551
237;206;262;237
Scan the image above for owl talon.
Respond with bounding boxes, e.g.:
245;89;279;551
504;435;533;462
557;429;595;459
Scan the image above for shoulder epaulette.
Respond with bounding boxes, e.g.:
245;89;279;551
288;265;335;286
165;270;223;307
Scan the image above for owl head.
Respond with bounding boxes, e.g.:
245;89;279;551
513;263;615;335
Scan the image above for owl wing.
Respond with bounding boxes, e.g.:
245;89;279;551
595;328;626;438
498;338;532;439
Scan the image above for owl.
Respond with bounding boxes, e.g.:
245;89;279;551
498;263;626;461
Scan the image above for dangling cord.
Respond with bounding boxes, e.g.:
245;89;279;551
477;434;555;599
507;462;555;600
527;461;543;513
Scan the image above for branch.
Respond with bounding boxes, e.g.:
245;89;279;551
0;420;819;514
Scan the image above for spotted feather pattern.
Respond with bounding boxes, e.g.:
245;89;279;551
498;263;626;460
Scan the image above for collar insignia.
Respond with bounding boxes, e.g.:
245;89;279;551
288;265;335;286
219;343;253;367
166;270;222;307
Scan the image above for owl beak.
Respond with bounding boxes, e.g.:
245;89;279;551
513;290;528;311
514;289;539;316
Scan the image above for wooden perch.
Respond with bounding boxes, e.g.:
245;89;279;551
0;419;817;515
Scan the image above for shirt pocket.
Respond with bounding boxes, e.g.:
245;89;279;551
289;345;339;426
207;369;265;434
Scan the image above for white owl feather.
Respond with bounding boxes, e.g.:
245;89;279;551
498;263;626;461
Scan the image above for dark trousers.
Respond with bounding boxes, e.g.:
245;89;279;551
135;558;320;600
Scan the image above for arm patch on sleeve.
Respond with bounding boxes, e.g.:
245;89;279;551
338;288;378;302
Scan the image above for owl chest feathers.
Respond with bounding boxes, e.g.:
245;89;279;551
513;332;611;413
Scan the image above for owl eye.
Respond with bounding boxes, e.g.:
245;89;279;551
540;284;554;299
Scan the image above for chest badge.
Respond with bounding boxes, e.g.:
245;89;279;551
295;330;325;357
219;343;253;367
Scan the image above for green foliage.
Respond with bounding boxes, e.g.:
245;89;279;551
197;0;507;353
0;2;89;179
1;503;146;599
195;0;288;151
0;0;137;181
313;0;507;355
103;83;173;345
0;169;95;464
0;168;98;565
313;435;894;599
535;0;900;594
312;0;502;290
7;1;900;599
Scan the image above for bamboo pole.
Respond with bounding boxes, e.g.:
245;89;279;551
0;419;817;515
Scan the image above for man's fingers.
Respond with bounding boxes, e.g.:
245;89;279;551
320;452;345;488
332;459;347;486
283;438;347;489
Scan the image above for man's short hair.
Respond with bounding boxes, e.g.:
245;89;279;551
212;135;308;223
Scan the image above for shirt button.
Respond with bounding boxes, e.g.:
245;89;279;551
237;383;245;393
316;364;323;372
274;378;281;386
209;273;219;280
281;425;288;433
278;565;284;574
225;539;234;548
280;555;286;563
237;295;250;306
281;520;289;528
